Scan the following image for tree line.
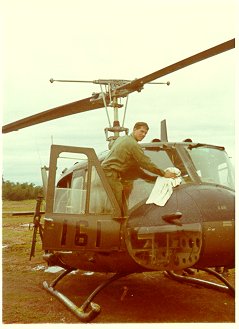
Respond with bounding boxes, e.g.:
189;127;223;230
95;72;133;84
2;179;43;201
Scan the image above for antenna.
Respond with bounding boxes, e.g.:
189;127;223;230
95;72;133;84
160;119;168;142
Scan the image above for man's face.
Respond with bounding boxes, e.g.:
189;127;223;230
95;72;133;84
133;126;148;141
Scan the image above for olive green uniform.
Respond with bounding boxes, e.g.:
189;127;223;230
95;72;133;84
102;134;165;209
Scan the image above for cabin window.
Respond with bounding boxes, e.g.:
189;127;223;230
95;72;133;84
52;151;113;214
54;187;86;214
52;152;87;214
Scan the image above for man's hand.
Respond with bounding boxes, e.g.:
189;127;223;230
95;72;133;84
164;170;177;179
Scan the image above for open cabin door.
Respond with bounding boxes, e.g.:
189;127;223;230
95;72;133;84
43;145;122;252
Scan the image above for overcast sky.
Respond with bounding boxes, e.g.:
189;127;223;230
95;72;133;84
1;0;236;186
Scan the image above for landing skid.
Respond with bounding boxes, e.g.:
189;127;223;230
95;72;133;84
165;268;235;296
43;268;130;322
43;267;234;322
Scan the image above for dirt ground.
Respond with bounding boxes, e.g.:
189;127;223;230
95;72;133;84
2;200;236;324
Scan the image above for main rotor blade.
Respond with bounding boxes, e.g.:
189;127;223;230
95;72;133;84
2;95;108;133
113;39;235;96
2;38;234;134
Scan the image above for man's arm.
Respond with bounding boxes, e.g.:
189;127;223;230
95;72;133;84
131;142;165;176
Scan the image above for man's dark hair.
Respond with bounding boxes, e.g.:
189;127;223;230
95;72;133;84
133;122;149;130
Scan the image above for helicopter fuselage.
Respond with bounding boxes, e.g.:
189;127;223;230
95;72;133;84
42;141;235;274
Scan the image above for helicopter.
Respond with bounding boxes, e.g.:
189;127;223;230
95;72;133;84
2;38;235;322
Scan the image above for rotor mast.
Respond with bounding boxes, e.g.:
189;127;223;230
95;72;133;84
109;95;126;138
102;83;129;143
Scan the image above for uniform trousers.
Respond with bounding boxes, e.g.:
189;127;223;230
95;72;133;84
103;169;123;209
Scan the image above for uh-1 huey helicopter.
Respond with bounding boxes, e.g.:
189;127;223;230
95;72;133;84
2;38;235;322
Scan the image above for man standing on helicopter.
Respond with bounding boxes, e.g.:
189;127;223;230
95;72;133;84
102;121;176;212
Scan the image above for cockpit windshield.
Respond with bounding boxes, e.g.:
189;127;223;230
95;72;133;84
128;147;189;210
127;145;234;211
184;145;235;190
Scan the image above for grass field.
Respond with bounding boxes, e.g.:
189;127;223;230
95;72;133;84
2;200;236;324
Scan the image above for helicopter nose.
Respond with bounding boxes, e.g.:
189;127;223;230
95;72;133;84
126;183;235;271
126;219;202;271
